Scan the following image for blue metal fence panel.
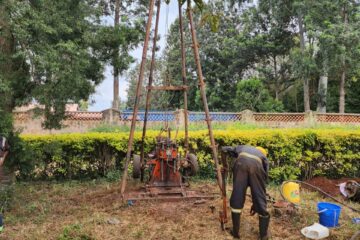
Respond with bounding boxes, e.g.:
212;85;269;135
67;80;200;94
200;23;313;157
121;111;240;122
209;113;240;121
188;112;240;121
121;111;175;122
188;112;206;121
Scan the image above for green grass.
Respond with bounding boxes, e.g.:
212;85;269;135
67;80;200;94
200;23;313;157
88;122;263;133
89;122;360;133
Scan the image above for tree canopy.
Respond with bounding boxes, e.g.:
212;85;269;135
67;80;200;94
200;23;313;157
0;0;146;132
234;78;284;112
127;0;360;114
2;0;360;138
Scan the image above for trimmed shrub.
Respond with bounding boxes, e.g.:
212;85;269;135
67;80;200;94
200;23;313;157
18;130;360;181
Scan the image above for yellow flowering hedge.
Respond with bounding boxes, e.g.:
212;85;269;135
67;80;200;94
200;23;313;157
18;129;360;181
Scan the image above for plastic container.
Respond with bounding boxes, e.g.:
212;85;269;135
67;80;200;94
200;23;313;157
317;202;341;228
301;223;329;239
281;181;300;204
352;217;360;224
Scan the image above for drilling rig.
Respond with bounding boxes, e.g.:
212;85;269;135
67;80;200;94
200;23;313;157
121;0;225;215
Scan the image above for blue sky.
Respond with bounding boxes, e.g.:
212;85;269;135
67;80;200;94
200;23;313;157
88;1;180;111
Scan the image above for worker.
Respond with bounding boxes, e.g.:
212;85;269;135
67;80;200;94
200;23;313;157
0;136;9;233
0;136;10;166
221;145;270;240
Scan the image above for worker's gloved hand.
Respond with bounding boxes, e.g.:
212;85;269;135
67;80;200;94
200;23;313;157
250;205;256;216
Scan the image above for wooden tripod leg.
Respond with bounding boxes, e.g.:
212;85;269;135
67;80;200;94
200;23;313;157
120;0;156;197
140;0;162;182
187;1;223;190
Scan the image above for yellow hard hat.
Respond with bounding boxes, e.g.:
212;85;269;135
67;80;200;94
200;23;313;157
256;147;268;157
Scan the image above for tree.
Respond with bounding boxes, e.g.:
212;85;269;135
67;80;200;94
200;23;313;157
98;0;147;111
1;0;105;129
243;0;295;101
295;1;311;112
345;79;360;113
307;0;360;113
163;1;263;111
113;0;121;109
0;1;22;122
224;0;315;112
0;0;148;133
300;0;360;113
234;78;283;112
336;1;360;113
79;100;89;111
126;59;168;110
96;0;147;110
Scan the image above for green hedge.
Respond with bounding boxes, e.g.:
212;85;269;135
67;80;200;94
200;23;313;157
14;130;360;181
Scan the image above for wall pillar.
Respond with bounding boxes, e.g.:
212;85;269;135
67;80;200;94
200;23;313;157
102;108;121;125
241;109;255;124
174;109;187;128
304;110;316;126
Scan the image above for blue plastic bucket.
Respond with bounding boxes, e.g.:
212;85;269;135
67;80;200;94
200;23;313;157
317;202;341;228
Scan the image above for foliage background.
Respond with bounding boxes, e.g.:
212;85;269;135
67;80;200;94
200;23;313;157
127;0;360;114
16;130;360;182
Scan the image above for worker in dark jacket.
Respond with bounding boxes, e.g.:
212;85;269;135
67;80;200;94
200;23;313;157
0;136;9;233
0;136;9;167
222;145;270;240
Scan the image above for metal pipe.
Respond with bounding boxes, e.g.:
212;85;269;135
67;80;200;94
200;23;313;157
120;0;156;197
178;1;189;154
140;0;162;182
187;1;223;190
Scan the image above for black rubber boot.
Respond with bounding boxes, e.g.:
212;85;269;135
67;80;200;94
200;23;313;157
231;212;241;239
259;214;270;240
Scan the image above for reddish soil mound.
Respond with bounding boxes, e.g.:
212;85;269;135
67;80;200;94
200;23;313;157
304;176;360;196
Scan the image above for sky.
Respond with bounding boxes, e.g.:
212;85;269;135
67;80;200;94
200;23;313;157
88;1;180;111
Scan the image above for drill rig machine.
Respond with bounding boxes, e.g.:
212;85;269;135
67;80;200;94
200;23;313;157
121;0;227;228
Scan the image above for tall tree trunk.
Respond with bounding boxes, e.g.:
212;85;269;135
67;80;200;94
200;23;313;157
339;68;346;113
0;3;15;113
295;87;298;112
339;5;348;114
317;57;328;113
274;55;279;100
120;0;156;196
298;13;310;112
112;0;121;109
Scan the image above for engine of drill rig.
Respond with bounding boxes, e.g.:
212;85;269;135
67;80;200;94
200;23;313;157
132;135;199;186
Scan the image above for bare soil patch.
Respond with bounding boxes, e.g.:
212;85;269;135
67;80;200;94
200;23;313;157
305;176;360;196
1;179;359;240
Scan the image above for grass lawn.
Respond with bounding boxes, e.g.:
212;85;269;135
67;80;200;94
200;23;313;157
1;179;359;240
89;122;360;133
